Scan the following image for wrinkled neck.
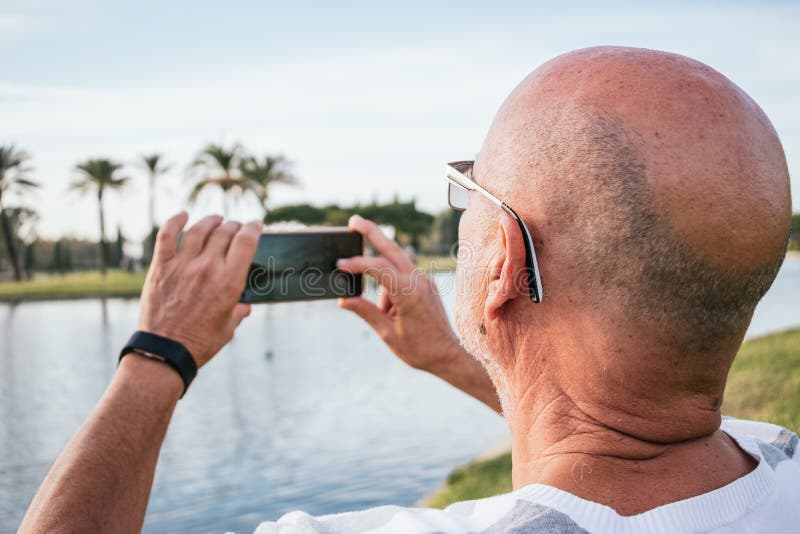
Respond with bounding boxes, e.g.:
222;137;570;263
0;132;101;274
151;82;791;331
502;347;754;516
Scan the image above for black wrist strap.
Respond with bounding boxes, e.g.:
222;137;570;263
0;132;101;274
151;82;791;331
119;331;197;398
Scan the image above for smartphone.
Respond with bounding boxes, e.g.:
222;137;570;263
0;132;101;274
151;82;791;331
240;229;363;303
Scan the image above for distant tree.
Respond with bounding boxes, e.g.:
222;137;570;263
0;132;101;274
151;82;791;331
790;213;800;251
357;199;434;248
141;153;170;232
24;241;35;279
52;240;64;273
321;204;351;226
113;226;125;268
2;206;39;277
71;159;129;276
264;203;328;225
143;227;158;264
422;209;462;255
190;143;248;217
51;238;74;273
0;145;39;281
265;199;435;248
62;240;73;272
240;155;299;216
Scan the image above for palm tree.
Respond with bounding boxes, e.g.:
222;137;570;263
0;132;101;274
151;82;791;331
141;153;170;232
239;155;299;216
0;145;39;281
190;143;248;217
71;159;129;276
6;206;39;279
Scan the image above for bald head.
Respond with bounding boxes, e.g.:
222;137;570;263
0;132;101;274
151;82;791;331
475;46;791;354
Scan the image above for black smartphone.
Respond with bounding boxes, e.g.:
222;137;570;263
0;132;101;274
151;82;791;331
240;229;363;303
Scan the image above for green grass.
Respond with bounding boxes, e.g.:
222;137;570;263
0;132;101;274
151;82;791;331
424;328;800;508
426;451;513;509
724;327;800;432
416;254;456;272
0;270;146;301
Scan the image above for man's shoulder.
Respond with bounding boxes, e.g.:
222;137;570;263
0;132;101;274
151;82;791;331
254;418;799;534
721;416;799;466
254;491;588;534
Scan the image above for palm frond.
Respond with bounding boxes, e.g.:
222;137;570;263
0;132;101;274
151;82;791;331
0;145;31;172
188;142;248;209
13;178;40;188
108;176;130;188
141;153;171;175
188;179;215;203
240;154;300;188
192;143;244;172
0;145;34;194
71;158;128;194
68;179;92;194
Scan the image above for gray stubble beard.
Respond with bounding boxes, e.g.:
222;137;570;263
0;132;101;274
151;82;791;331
454;264;514;418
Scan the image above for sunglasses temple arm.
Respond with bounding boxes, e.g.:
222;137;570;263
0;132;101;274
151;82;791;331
502;204;543;303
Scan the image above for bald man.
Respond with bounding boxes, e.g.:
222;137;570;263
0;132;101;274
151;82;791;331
20;47;797;533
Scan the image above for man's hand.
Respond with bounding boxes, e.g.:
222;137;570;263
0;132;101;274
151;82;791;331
138;212;262;367
18;212;263;534
337;215;461;372
338;215;501;413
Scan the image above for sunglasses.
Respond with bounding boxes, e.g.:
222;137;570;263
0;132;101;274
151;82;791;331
444;161;543;303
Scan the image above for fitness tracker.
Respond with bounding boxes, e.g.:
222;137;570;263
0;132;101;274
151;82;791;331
119;331;197;398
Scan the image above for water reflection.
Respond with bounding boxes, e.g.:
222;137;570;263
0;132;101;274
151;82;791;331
0;276;508;533
1;259;798;533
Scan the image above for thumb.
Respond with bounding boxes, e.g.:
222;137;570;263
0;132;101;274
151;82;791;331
339;297;392;339
231;303;252;328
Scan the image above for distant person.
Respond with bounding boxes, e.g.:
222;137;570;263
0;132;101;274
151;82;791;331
19;47;798;533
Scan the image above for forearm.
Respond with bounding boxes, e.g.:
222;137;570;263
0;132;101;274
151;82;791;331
19;355;182;534
425;346;502;415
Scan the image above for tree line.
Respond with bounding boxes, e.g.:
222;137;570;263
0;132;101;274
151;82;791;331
0;142;461;281
264;199;457;250
0;142;297;281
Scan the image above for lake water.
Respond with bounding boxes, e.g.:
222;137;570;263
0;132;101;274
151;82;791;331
1;258;799;533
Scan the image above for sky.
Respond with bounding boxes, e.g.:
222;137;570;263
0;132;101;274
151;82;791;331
2;0;799;240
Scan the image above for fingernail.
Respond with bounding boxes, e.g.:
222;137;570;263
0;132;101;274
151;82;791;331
351;214;362;223
336;259;346;268
248;220;262;229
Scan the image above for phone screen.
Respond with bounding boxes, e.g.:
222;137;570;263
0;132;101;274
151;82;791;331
240;230;363;303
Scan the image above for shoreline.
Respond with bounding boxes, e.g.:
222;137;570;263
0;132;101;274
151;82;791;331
0;270;146;303
0;292;141;303
414;435;512;507
0;252;796;302
0;258;457;302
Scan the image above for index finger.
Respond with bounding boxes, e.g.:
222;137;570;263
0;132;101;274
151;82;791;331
152;211;189;264
348;215;415;272
225;220;262;279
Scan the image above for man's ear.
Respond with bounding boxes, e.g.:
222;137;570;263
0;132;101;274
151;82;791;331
485;211;528;321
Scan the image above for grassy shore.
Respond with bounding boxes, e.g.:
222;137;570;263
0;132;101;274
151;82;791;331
424;327;800;509
0;270;146;301
416;254;457;272
0;256;457;301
